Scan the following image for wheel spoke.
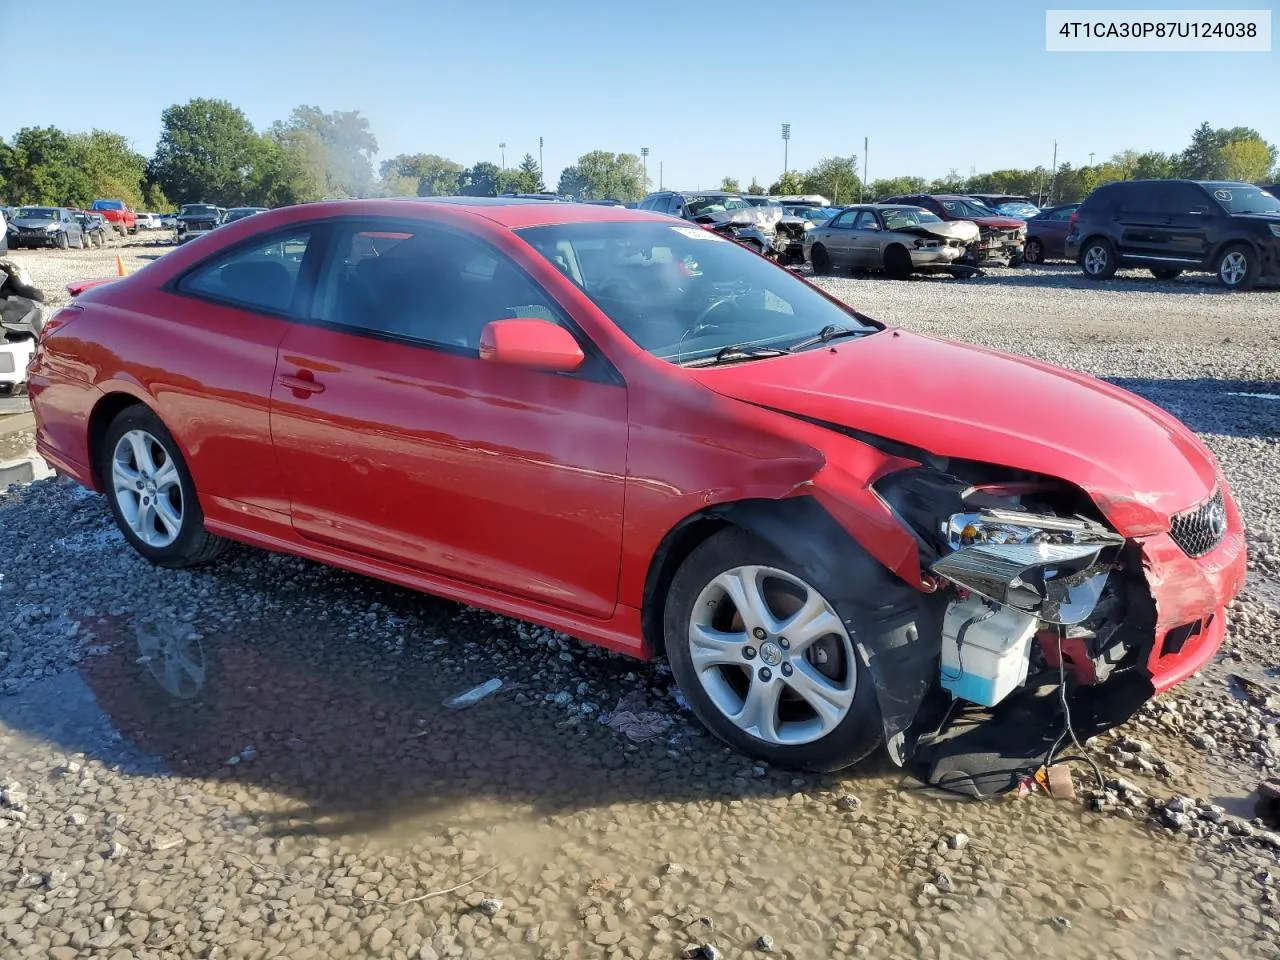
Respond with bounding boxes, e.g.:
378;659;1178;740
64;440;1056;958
127;431;160;477
731;675;782;742
716;567;780;637
689;623;746;672
154;497;182;538
778;591;842;654
152;458;180;493
112;458;141;493
135;498;159;543
785;660;855;734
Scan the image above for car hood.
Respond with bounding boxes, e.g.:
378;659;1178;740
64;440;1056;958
688;329;1218;531
970;215;1026;229
895;220;979;242
10;218;59;229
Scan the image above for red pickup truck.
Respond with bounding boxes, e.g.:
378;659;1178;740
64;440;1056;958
89;199;137;236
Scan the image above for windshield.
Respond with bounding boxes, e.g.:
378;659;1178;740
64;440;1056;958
517;221;878;363
686;195;750;216
994;201;1039;217
17;208;58;220
182;205;219;216
939;197;1000;219
1204;183;1280;215
90;200;123;211
881;207;944;229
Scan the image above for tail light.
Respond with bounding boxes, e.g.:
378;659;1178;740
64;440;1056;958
1068;211;1079;231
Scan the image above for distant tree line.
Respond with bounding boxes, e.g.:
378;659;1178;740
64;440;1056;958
1;104;1275;210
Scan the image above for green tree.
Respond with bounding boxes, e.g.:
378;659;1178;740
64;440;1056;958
460;161;503;196
271;106;378;198
1131;151;1175;179
149;98;262;205
868;176;927;199
557;151;647;201
928;168;966;194
767;171;803;195
745;178;765;195
1220;138;1274;182
508;153;544;193
73;130;147;208
247;136;323;206
142;182;172;211
800;156;860;204
1;127;91;205
721;176;741;192
379;153;464;196
1179;121;1227;178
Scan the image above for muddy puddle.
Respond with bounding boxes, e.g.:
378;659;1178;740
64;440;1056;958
0;610;1271;960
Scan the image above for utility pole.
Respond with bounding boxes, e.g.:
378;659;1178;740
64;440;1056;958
539;137;544;186
641;146;649;188
499;142;506;170
1049;140;1058;204
781;123;791;178
862;137;868;201
659;161;663;190
1089;151;1095;168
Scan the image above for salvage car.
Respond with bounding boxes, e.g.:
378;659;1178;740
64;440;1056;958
878;193;1026;264
175;203;222;244
1067;179;1280;289
0;258;46;410
221;206;270;225
89;199;137;236
6;207;87;250
639;190;783;256
1023;203;1079;263
73;211;110;248
29;198;1246;772
969;194;1040;219
804;204;979;278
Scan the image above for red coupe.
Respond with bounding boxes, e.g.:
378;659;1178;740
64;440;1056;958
28;199;1246;771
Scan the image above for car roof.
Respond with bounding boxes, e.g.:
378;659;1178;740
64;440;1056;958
293;196;676;229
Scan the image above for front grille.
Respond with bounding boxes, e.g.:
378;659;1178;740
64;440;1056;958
1170;487;1227;558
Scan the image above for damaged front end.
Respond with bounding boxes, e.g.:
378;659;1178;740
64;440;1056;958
870;463;1171;761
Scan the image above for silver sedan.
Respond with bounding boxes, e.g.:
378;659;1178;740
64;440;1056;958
804;204;980;279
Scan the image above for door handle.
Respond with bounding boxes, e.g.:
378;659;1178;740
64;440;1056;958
278;373;325;395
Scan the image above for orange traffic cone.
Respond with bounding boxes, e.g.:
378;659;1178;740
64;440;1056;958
115;255;127;277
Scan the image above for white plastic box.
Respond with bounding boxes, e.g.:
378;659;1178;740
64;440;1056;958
939;598;1039;707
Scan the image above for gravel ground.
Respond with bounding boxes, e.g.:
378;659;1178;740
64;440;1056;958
0;247;1278;960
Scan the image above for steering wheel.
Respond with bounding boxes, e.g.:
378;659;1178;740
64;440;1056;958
691;296;736;330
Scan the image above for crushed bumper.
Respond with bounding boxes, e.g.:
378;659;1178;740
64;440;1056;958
1136;486;1247;692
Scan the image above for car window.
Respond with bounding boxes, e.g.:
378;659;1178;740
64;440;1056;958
666;195;687;216
827;211;855;229
1115;184;1159;214
1050;206;1076;221
1204;183;1280;215
314;223;565;351
638;196;660;210
1157;183;1212;215
852;211;881;230
177;231;312;315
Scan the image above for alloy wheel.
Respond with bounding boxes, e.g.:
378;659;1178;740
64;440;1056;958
1083;245;1108;274
687;565;856;746
111;429;184;548
1220;250;1248;286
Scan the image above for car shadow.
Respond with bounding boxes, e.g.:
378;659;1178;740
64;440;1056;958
1104;377;1280;439
979;264;1280;294
0;565;900;838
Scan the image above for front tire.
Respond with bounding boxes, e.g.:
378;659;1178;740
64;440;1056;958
1080;237;1117;280
99;406;230;569
663;528;882;771
811;244;832;276
56;231;69;250
1216;244;1259;290
883;245;912;280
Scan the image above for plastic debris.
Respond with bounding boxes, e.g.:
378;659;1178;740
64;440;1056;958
604;691;673;743
443;677;504;710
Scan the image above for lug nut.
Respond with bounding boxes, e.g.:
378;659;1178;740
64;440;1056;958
778;637;790;650
743;646;757;660
752;627;767;640
781;663;793;677
758;667;772;682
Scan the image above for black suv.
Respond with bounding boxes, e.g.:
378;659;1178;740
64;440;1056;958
1066;179;1280;289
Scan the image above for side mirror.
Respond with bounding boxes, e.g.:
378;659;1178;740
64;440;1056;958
479;318;585;373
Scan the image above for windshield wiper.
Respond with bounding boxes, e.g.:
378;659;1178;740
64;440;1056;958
684;343;792;367
787;324;866;352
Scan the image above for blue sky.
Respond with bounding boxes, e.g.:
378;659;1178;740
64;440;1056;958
10;0;1278;189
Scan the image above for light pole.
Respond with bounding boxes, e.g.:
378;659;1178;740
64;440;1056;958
862;136;868;201
499;142;506;170
539;137;544;186
659;161;663;190
641;146;649;187
1089;151;1095;167
781;123;791;178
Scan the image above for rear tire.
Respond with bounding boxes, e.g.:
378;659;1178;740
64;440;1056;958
663;527;883;772
99;405;231;569
1216;244;1259;290
811;244;832;276
883;245;912;280
1080;237;1117;280
1149;266;1182;281
1023;237;1045;264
